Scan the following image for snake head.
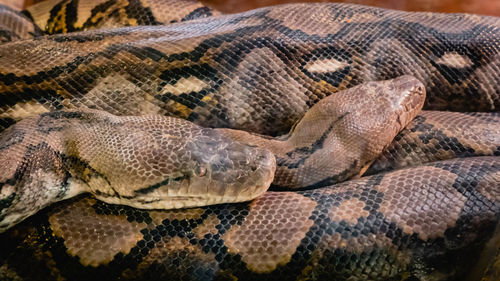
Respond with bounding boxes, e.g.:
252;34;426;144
77;114;277;210
269;75;426;189
183;129;277;206
341;75;426;175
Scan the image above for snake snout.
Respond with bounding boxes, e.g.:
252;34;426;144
209;142;276;201
390;75;426;128
233;145;276;171
391;75;426;107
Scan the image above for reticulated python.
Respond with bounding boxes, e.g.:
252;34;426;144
0;0;499;280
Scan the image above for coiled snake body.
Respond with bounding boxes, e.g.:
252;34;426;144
0;0;499;280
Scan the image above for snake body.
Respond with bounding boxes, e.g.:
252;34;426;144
0;0;499;280
1;157;499;281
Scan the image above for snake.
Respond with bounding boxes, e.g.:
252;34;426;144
0;0;499;280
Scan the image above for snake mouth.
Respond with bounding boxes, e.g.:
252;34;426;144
226;147;276;202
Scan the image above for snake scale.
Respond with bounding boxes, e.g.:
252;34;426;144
0;0;499;280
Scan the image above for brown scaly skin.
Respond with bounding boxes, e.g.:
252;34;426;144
24;0;220;34
0;109;276;233
0;0;499;280
0;4;42;42
0;76;423;233
366;111;500;175
0;157;498;281
218;76;425;189
1;108;499;280
0;0;219;42
0;1;499;135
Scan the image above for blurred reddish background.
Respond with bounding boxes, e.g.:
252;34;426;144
1;0;497;16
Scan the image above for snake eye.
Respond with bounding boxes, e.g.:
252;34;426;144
194;165;207;177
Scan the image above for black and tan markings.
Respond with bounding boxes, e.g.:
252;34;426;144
0;1;499;280
0;108;278;233
0;157;498;280
0;5;42;42
271;113;351;190
23;0;217;35
366;111;500;175
0;127;177;213
1;3;499;135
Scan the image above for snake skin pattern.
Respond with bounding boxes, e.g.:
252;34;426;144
0;157;499;280
367;111;500;175
0;0;499;280
216;76;425;190
0;109;277;232
0;1;499;135
0;75;425;233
